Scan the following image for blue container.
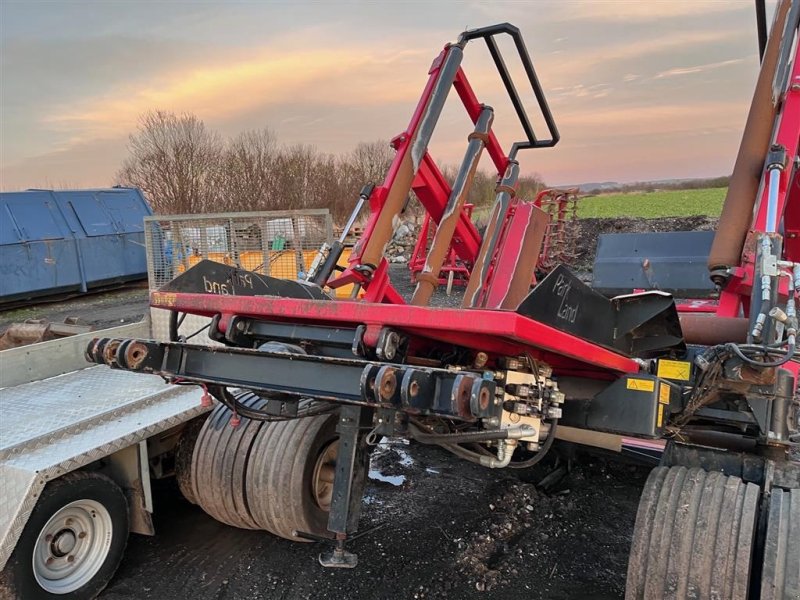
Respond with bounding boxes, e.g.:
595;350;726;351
0;187;153;304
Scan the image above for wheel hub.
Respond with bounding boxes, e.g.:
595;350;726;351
50;529;77;557
33;499;113;594
312;440;339;512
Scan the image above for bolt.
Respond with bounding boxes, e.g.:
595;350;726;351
46;557;54;565
78;532;87;539
65;518;73;526
45;534;53;542
67;555;75;563
473;352;489;369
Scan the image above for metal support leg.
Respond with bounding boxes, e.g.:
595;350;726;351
319;405;372;568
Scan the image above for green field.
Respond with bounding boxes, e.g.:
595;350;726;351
576;187;726;219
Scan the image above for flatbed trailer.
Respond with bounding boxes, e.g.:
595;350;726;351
0;321;211;598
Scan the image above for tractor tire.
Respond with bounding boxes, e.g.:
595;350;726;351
246;412;339;541
626;466;760;600
190;392;268;529
760;488;800;600
0;471;128;600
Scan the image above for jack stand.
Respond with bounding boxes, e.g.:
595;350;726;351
318;405;372;569
319;535;358;568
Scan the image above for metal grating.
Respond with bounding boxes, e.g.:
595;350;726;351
143;209;333;290
143;210;333;343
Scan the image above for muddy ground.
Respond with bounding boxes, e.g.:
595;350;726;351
2;217;711;598
102;444;648;600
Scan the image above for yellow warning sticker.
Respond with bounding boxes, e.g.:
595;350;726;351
657;359;691;381
627;378;655;392
657;404;665;428
659;383;671;405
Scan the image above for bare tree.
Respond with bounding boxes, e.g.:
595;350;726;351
116;110;222;214
347;140;394;185
216;128;277;212
118;109;549;226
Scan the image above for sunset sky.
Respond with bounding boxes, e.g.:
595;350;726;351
0;1;775;191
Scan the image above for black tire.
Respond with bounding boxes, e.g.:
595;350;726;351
761;488;800;600
0;471;129;600
626;466;760;600
190;392;268;529
246;413;339;541
174;415;206;506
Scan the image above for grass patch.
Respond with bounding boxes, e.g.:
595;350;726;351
576;187;726;219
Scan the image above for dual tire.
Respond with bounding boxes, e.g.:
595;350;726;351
627;466;799;600
179;391;338;540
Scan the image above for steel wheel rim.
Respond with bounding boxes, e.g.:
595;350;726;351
32;499;113;594
312;440;338;512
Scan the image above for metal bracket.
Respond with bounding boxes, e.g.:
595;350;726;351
319;405;373;568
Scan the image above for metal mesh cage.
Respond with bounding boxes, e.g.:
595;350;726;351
143;209;333;290
143;209;333;343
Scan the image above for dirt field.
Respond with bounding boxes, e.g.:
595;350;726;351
2;220;707;599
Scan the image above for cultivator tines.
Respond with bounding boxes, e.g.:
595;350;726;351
535;188;581;273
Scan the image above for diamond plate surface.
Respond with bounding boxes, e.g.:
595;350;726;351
0;366;174;454
0;369;211;569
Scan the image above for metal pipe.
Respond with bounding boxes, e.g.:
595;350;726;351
359;45;464;268
462;160;520;308
707;0;792;277
756;0;768;62
679;314;749;345
411;106;494;306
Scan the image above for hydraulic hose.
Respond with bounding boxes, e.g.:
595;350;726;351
508;420;558;469
208;386;337;422
408;423;535;444
439;442;513;469
726;342;797;368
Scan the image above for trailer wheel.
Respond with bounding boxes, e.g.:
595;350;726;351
626;466;759;600
760;488;800;600
246;413;339;541
0;471;128;600
189;392;268;529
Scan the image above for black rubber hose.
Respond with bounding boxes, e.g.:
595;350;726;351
727;342;796;368
507;419;558;469
208;386;336;422
408;424;529;444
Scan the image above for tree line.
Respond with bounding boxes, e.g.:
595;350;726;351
116;110;546;223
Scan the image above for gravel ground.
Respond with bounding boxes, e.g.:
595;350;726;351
0;287;149;334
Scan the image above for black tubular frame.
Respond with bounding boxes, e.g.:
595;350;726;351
459;22;560;158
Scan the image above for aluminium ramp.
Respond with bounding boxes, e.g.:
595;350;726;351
0;366;209;569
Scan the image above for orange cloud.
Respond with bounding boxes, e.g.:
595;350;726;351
43;44;430;146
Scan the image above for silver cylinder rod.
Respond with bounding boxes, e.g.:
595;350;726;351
766;166;782;233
